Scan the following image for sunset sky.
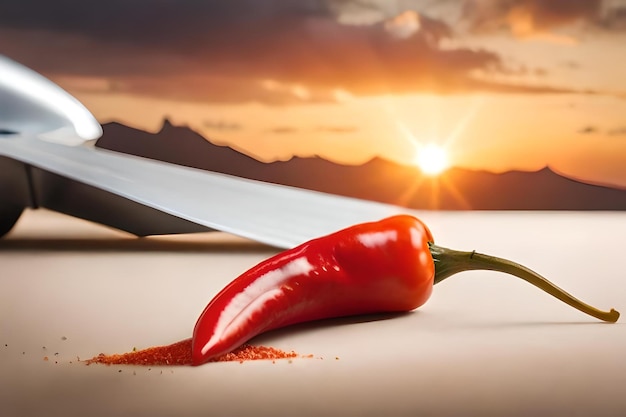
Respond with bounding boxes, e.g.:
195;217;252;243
1;0;626;188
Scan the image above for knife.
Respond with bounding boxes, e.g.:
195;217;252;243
0;55;420;248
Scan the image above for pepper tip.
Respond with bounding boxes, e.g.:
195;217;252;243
607;308;620;323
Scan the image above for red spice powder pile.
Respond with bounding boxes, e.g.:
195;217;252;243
85;338;299;366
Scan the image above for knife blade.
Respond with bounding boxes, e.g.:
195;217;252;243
0;55;421;248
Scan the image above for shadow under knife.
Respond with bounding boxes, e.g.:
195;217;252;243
0;235;280;254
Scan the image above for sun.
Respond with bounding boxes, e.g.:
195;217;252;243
416;144;449;176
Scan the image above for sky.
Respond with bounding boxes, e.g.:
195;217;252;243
1;0;626;188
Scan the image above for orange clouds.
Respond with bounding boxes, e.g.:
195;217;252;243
0;0;617;105
463;0;604;39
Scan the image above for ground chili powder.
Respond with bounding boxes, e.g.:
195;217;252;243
85;339;300;366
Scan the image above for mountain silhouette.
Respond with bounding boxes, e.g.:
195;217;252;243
95;120;626;210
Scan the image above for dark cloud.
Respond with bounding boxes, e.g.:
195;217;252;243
608;127;626;136
0;1;331;75
269;126;299;134
578;125;626;136
0;0;588;104
596;6;626;30
0;1;329;39
578;125;598;134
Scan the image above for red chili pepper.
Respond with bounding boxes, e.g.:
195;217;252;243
192;215;619;365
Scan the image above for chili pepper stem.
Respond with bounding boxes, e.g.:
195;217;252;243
428;243;620;323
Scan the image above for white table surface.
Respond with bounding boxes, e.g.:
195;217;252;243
1;209;625;417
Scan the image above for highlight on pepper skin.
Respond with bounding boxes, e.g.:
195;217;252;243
197;256;315;358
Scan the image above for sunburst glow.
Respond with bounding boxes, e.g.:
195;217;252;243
416;144;449;176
